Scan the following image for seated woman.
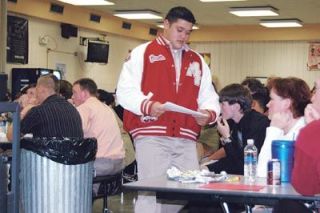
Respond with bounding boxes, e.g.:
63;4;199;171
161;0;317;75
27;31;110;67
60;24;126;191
257;77;311;178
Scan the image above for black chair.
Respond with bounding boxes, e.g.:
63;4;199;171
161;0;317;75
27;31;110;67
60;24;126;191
92;172;123;213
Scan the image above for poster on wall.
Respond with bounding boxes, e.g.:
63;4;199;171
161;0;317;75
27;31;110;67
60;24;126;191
307;43;320;71
200;53;211;68
7;15;28;64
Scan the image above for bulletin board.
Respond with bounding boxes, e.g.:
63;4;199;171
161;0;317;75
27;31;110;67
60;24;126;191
7;15;29;64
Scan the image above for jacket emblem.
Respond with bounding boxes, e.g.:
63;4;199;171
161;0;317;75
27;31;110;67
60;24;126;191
149;54;166;63
140;115;158;123
186;62;201;86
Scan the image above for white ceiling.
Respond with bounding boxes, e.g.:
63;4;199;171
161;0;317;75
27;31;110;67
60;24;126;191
86;0;320;27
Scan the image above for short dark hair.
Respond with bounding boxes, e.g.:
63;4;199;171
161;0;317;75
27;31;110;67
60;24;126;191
219;83;252;113
252;90;270;113
73;78;97;96
97;89;115;106
59;80;73;99
241;78;265;95
165;6;196;25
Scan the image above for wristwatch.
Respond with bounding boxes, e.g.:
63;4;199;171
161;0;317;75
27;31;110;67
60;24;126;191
220;137;232;145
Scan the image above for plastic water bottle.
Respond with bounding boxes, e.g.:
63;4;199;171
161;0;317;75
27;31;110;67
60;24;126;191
244;139;258;182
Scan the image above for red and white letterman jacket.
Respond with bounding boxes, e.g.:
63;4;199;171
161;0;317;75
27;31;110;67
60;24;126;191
116;36;220;141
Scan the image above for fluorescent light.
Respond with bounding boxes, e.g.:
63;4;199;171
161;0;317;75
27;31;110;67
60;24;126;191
200;0;247;2
57;0;114;5
114;10;162;20
157;24;199;30
260;19;303;28
229;6;279;17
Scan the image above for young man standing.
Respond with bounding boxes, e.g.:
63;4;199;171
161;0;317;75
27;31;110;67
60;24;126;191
116;6;220;213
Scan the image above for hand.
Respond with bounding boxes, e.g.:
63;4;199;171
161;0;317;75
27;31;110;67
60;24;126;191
216;117;230;139
270;112;291;130
305;104;320;124
193;109;210;126
17;94;29;108
150;102;165;117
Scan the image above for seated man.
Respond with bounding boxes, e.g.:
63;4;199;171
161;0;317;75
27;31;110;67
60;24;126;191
13;74;83;138
71;78;125;193
206;84;270;175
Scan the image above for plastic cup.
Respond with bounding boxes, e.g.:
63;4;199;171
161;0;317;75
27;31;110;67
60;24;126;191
271;140;295;183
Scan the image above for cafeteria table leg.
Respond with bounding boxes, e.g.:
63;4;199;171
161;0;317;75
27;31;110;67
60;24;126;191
221;202;230;213
245;204;253;213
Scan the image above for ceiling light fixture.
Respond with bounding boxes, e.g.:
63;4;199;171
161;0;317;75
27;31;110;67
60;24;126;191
156;24;199;30
57;0;114;5
200;0;247;2
114;10;162;20
260;19;303;28
229;6;279;17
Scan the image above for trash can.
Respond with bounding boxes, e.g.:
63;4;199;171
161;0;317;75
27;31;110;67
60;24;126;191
20;137;97;213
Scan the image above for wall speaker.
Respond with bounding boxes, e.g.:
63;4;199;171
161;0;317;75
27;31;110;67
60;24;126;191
50;3;64;14
122;22;131;30
90;14;101;23
149;28;158;36
61;23;78;39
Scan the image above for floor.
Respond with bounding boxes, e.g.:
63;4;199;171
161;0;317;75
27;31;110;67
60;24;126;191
92;191;137;213
92;191;190;213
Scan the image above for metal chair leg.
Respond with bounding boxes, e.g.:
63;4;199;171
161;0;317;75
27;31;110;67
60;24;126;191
221;202;230;213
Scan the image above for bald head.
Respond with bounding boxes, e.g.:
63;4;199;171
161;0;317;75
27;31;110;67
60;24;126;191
36;75;59;104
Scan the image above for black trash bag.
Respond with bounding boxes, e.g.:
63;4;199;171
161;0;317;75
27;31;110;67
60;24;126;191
21;137;97;165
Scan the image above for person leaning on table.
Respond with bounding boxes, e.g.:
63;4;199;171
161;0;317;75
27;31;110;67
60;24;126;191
116;6;220;213
7;74;83;140
256;77;311;178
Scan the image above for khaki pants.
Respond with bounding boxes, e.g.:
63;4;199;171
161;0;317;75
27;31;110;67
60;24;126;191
134;136;199;213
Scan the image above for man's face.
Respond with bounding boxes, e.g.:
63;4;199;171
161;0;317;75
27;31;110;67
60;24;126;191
163;18;193;49
72;84;85;107
220;101;235;120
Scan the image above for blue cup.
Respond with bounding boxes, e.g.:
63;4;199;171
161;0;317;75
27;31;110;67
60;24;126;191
272;140;295;183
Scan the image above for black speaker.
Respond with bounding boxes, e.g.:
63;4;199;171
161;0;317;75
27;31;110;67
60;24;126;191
0;74;8;101
122;22;131;30
149;28;158;36
61;23;78;39
90;14;101;23
50;3;64;14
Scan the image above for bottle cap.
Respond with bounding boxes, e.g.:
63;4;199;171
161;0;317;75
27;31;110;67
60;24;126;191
247;139;254;145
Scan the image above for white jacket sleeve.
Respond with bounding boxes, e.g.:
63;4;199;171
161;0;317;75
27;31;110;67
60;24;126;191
257;126;284;177
116;43;151;116
197;54;220;122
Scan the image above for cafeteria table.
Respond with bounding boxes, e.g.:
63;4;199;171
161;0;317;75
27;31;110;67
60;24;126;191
124;175;320;213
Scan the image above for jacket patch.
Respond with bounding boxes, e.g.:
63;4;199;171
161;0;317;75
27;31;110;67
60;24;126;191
140;115;158;123
186;62;201;86
149;54;166;63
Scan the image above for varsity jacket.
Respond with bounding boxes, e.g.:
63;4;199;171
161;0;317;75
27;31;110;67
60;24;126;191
116;36;220;141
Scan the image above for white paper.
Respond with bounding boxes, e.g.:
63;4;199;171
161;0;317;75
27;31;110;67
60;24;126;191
163;102;208;117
